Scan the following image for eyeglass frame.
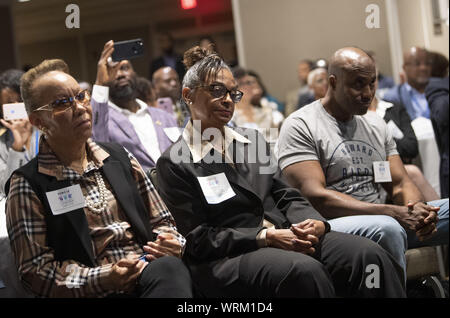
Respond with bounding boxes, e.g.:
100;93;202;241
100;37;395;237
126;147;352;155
194;83;244;103
32;89;91;114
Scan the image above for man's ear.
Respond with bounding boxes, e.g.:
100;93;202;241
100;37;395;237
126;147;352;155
329;75;337;90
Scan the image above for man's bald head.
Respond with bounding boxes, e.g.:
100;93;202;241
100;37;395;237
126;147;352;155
325;47;377;120
152;66;181;103
402;46;431;91
329;47;375;78
403;47;428;64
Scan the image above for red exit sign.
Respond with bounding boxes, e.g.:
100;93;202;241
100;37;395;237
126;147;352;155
181;0;197;10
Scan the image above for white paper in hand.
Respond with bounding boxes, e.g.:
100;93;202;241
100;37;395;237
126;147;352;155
197;173;236;204
2;103;28;120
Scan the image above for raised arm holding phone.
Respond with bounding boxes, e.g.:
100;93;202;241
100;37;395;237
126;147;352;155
91;40;180;171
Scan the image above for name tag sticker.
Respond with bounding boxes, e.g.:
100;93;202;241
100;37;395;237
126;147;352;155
373;161;392;183
197;173;236;204
46;185;86;215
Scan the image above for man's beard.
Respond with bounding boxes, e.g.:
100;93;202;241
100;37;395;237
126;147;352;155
110;81;136;105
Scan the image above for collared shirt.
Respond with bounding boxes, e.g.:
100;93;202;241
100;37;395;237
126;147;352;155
6;138;184;297
108;98;161;163
182;120;251;163
404;82;430;119
182;121;272;246
374;99;394;120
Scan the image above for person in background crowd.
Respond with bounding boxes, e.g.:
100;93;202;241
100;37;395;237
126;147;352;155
384;47;433;120
152;66;188;126
199;36;217;52
156;45;406;298
297;59;330;111
231;67;284;146
426;76;449;198
149;32;185;82
249;70;284;113
367;51;395;99
368;76;439;202
285;59;313;116
135;76;156;107
91;40;179;172
429;51;449;78
5;58;193;298
297;67;328;109
0;69;40;197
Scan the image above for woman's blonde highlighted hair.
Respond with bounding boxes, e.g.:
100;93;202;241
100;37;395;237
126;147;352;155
20;59;69;113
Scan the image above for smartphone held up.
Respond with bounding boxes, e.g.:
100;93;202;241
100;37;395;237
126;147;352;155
111;38;144;62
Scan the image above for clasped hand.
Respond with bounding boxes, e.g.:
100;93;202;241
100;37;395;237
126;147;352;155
266;219;325;255
405;201;439;241
142;232;183;261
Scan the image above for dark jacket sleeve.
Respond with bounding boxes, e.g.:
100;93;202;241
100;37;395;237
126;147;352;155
269;169;330;233
156;154;261;263
425;77;449;152
384;103;418;162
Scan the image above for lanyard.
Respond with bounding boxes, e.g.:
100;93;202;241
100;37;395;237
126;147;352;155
24;130;39;162
34;130;39;156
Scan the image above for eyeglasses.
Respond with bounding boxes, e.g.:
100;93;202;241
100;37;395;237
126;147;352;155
196;84;243;103
33;89;91;114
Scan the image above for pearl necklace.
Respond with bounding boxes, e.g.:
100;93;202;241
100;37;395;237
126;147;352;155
85;170;108;214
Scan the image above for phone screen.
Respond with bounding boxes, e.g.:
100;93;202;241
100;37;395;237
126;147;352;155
156;98;174;114
2;103;28;120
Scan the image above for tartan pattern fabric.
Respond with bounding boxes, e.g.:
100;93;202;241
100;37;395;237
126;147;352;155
6;138;184;297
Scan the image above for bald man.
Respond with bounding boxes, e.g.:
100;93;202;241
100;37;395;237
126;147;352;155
277;47;449;277
384;47;433;120
152;67;188;126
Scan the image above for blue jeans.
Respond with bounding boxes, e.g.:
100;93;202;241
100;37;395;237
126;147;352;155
328;215;408;274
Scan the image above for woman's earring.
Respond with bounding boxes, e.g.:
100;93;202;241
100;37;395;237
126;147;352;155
40;126;48;136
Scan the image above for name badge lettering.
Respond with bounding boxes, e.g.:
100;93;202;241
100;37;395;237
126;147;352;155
373;161;392;183
46;185;86;215
197;173;236;204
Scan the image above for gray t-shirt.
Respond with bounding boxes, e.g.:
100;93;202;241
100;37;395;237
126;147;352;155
278;100;398;204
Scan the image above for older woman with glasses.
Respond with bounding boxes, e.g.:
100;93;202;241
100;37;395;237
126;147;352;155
155;46;406;297
5;59;192;298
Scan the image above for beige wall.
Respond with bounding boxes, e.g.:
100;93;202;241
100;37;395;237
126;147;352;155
233;0;392;102
397;0;449;56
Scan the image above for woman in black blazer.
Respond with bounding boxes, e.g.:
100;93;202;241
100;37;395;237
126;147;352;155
156;46;406;298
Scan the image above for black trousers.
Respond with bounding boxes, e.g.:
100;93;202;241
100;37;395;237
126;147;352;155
136;256;193;298
189;231;406;298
